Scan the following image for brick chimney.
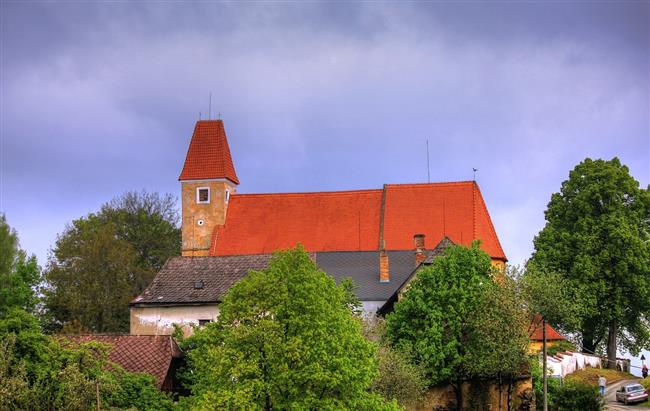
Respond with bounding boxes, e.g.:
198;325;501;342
379;249;390;283
414;234;426;266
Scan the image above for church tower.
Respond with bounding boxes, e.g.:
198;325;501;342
179;120;239;256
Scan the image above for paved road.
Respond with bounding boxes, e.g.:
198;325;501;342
604;379;644;411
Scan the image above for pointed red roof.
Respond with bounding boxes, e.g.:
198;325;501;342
179;120;239;184
528;315;566;341
210;181;506;260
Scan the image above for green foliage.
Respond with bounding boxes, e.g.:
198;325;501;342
44;191;180;333
515;266;582;336
107;371;174;411
0;214;41;315
530;356;561;411
183;246;398;410
641;377;650;390
530;158;650;360
553;380;603;411
546;340;576;357
386;242;527;389
463;276;530;379
371;344;427;408
0;308;172;410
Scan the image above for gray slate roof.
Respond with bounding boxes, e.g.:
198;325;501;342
131;250;423;306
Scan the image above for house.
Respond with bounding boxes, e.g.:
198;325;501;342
130;120;507;335
61;335;184;391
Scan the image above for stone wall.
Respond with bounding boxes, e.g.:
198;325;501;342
413;376;534;411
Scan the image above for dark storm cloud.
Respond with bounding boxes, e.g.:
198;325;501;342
1;1;648;266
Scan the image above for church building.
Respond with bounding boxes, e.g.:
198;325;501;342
130;120;507;335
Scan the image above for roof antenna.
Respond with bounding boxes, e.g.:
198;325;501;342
218;111;221;120
199;111;202;120
426;139;431;183
473;168;478;181
208;92;212;120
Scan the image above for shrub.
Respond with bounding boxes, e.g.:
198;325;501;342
553;380;603;411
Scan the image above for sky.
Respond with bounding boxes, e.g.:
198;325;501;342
1;1;648;271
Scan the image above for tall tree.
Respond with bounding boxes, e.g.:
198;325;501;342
530;158;650;368
44;217;143;332
44;191;180;333
385;243;528;409
182;247;397;410
0;214;40;315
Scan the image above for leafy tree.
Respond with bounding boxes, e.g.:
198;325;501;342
0;214;41;315
44;218;143;332
100;191;181;273
386;242;528;408
182;247;398;410
0;307;173;410
530;158;650;367
44;191;180;333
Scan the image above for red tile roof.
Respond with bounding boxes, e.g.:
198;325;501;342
179;120;239;184
63;335;183;389
529;315;566;341
211;181;506;260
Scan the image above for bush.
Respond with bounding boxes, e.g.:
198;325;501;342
553;380;603;411
641;377;649;390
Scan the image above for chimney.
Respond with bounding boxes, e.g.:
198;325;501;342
414;234;426;266
379;249;390;283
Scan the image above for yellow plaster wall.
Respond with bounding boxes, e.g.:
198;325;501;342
181;180;236;256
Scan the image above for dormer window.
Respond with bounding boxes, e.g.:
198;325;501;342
197;187;210;204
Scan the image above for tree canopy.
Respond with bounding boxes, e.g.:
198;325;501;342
44;191;181;333
182;247;398;410
530;158;650;365
0;214;40;315
385;242;529;407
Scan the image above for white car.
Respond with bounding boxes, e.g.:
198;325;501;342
615;384;648;405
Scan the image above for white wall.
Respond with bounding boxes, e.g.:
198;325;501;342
130;305;220;336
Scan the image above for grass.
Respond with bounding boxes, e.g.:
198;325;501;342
565;367;635;386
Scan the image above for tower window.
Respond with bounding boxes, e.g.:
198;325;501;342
197;187;210;204
225;188;230;202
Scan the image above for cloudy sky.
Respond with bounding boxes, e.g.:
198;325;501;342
1;1;648;268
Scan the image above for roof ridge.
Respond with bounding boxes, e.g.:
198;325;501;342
385;181;475;189
231;188;383;198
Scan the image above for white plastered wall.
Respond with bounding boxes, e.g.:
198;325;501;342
130;305;220;336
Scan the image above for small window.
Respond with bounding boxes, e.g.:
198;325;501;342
225;188;230;202
198;319;211;327
197;187;210;204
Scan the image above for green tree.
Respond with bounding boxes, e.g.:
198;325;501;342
44;191;180;333
530;158;650;367
386;243;528;409
182;247;397;410
100;191;181;273
44;217;143;332
0;214;41;315
0;307;172;411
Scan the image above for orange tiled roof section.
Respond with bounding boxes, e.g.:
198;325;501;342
179;120;239;184
64;335;182;389
213;189;383;255
211;181;506;260
529;315;566;341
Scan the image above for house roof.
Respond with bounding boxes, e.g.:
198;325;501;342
131;254;275;305
211;182;506;260
528;315;566;341
179;120;239;184
132;250;426;305
61;335;183;389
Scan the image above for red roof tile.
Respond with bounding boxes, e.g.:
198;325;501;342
528;315;566;341
179;120;239;184
213;189;383;255
211;181;506;260
63;335;182;389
